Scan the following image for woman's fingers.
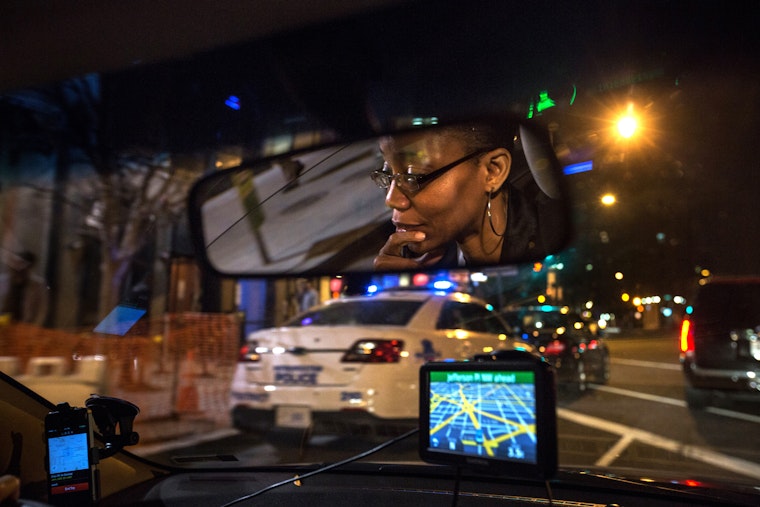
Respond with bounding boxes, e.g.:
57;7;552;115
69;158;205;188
0;475;20;503
374;231;444;270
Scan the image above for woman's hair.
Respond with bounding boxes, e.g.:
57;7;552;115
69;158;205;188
441;119;516;154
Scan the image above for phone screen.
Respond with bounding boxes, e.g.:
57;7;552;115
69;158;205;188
45;407;96;506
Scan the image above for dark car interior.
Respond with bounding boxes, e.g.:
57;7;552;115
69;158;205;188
2;1;760;506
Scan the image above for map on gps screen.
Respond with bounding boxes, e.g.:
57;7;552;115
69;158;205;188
427;370;537;464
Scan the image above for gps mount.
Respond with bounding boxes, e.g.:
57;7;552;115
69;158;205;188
85;394;140;460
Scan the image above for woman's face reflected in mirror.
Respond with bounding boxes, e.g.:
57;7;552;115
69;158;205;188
373;126;513;271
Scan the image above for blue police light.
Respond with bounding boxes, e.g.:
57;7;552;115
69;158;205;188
563;160;593;175
366;284;379;294
225;95;241;110
433;280;454;291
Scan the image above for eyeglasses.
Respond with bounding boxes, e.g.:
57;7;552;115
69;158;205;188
370;149;486;194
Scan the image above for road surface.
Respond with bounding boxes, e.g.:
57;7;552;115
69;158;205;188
136;329;760;482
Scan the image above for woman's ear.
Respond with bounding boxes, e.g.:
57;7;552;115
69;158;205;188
484;148;511;191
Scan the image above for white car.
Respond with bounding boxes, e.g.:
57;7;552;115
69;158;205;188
230;289;534;435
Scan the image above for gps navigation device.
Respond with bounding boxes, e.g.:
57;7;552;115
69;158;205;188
419;352;557;479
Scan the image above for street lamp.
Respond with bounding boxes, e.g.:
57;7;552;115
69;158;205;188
616;103;639;139
600;193;616;206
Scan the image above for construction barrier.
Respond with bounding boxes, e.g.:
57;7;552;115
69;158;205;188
0;313;241;423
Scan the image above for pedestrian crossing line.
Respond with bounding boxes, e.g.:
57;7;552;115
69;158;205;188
558;407;760;480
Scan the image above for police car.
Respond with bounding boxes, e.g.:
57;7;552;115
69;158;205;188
230;289;533;435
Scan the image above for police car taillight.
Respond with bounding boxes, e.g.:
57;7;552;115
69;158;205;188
238;343;261;362
542;339;566;355
680;319;694;353
341;339;404;363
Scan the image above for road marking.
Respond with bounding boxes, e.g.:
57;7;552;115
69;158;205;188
610;358;681;371
705;406;760;424
589;384;760;424
589;384;686;407
558;408;760;480
594;433;634;467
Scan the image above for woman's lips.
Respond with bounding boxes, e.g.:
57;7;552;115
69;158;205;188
393;221;423;233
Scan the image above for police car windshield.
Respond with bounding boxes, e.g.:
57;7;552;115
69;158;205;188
286;300;424;327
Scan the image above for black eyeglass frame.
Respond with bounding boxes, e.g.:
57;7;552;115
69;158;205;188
371;149;488;194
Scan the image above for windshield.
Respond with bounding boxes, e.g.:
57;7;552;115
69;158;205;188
2;0;760;493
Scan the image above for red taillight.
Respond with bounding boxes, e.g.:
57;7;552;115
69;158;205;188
238;343;261;362
341;339;404;363
680;319;694;353
543;339;566;355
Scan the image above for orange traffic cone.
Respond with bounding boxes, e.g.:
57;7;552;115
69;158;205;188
176;349;200;413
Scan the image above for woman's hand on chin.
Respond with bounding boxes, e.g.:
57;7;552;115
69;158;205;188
373;231;445;271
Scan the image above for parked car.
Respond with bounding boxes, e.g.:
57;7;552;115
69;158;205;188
680;277;760;409
231;289;533;435
502;306;609;392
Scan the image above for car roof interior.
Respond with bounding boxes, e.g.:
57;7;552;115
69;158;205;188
0;0;404;92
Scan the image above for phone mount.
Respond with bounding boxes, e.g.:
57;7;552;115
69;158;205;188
85;394;140;460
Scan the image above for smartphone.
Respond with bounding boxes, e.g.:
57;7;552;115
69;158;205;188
45;405;98;506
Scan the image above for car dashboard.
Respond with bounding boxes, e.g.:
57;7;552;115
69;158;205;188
94;463;760;507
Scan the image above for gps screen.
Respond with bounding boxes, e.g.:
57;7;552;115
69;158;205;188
426;369;537;464
419;356;557;478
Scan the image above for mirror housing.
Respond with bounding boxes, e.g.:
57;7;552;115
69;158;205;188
188;116;571;277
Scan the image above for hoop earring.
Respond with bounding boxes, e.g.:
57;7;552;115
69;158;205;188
487;191;506;237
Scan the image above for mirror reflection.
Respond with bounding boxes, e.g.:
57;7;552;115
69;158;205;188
191;119;570;276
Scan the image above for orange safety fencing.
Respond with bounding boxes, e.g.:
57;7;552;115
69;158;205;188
0;313;241;420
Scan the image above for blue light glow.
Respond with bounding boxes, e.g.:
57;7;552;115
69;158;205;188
225;95;241;110
563;160;593;175
433;280;454;291
93;305;147;336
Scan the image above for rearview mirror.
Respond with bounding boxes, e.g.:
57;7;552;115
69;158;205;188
188;117;571;277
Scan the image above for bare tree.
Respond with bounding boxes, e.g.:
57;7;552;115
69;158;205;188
83;153;199;315
3;74;203;322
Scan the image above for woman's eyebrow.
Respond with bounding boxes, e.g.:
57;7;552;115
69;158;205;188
395;149;426;161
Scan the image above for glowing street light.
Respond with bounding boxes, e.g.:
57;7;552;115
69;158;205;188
617;115;638;139
616;103;639;139
600;193;616;206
